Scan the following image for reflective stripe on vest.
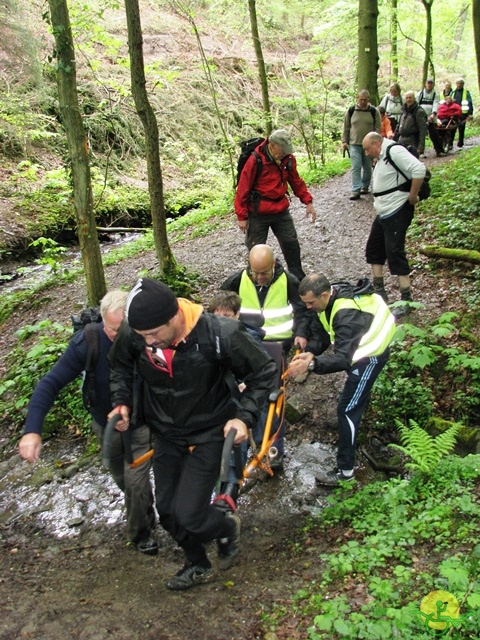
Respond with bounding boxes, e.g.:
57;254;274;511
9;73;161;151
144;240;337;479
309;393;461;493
460;89;469;113
239;271;293;340
319;293;396;363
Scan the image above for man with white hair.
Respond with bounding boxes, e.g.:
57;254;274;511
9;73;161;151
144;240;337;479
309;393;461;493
234;129;316;281
19;290;157;555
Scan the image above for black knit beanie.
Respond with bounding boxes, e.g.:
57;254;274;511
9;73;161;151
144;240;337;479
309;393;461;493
126;278;179;330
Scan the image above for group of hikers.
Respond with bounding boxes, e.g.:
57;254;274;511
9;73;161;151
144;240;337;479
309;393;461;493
16;77;470;589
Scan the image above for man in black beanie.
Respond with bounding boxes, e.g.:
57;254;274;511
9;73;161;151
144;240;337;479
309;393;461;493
108;278;276;590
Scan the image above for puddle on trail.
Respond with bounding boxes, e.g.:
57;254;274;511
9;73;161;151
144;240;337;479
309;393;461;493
0;437;338;541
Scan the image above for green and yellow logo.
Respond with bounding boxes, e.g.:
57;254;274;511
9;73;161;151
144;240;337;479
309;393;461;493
418;590;467;635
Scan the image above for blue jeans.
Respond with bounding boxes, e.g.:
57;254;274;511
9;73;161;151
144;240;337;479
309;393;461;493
350;144;373;192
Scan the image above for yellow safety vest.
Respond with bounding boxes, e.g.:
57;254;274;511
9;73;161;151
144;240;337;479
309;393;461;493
239;271;293;340
319;293;396;363
458;89;469;114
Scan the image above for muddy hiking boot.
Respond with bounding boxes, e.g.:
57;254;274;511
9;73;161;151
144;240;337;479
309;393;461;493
217;512;241;571
391;287;413;319
166;562;214;591
127;536;159;555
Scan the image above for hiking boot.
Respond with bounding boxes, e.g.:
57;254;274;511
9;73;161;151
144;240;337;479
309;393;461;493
136;536;159;556
349;191;361;200
373;286;389;303
166;563;214;591
391;303;411;320
360;187;369;194
217;512;241;571
315;469;355;487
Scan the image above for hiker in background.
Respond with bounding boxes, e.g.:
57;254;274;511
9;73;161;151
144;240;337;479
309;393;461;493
451;78;474;148
379;82;403;130
234;129;316;281
18;290;157;555
439;80;453;105
416;78;444;157
362;132;426;317
342;89;381;200
379;106;394;139
394;90;428;156
286;273;396;486
109;278;276;590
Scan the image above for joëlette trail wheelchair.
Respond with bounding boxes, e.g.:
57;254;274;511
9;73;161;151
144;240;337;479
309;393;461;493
436;117;460;154
214;341;287;513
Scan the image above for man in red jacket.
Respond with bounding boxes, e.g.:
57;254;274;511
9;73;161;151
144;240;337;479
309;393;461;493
234;129;316;281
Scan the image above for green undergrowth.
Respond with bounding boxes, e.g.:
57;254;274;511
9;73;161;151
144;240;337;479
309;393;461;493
0;320;91;441
411;145;480;253
366;311;480;434
260;456;480;639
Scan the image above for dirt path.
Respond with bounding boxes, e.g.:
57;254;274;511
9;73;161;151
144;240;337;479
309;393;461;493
0;144;475;640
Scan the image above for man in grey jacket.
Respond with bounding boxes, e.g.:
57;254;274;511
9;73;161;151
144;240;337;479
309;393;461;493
342;90;381;200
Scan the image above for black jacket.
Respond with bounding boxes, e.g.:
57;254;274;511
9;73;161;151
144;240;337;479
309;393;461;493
306;279;376;373
109;312;277;445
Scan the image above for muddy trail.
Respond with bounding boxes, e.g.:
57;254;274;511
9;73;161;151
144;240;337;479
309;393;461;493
0;144;475;640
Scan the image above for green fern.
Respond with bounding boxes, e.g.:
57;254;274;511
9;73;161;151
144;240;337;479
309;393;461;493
389;419;460;474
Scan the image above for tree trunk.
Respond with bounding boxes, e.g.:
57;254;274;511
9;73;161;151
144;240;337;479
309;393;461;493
390;0;399;81
124;0;176;275
421;0;434;83
247;0;272;135
357;0;379;104
449;4;470;60
47;0;106;305
421;245;480;264
473;0;480;92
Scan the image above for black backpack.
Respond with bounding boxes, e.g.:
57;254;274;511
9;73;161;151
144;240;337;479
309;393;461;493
71;307;102;410
236;136;265;186
348;105;377;127
373;143;431;201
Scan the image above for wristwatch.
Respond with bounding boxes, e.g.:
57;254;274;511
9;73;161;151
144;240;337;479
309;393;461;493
307;360;315;373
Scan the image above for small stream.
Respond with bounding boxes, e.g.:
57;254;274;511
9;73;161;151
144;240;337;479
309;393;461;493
0;231;144;295
0;436;339;542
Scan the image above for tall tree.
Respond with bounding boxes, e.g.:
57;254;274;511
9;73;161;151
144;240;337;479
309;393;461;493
47;0;106;305
357;0;379;104
247;0;272;135
420;0;435;83
473;0;480;91
124;0;176;275
390;0;399;81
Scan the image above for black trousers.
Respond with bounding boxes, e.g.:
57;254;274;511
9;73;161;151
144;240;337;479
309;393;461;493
153;435;231;565
365;202;414;276
246;209;305;280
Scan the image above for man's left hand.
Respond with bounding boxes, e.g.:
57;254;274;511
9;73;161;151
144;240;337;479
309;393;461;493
224;418;248;444
305;203;317;223
285;352;314;378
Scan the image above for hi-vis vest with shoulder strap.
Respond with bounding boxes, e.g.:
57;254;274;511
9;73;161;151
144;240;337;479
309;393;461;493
457;88;470;114
239;271;293;340
319;293;396;363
